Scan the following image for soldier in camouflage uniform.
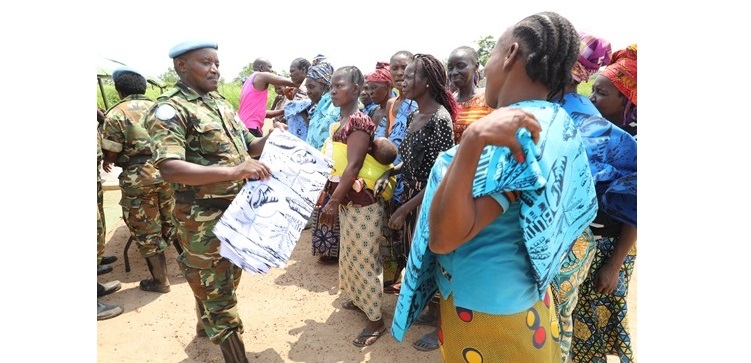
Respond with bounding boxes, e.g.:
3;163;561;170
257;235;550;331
101;68;176;293
144;41;277;363
97;110;107;266
97;108;124;319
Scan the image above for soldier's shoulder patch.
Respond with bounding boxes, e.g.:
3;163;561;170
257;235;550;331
155;104;177;120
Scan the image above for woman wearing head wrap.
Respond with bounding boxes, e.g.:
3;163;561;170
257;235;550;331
305;58;344;265
304;59;339;150
568;44;638;363
551;32;637;363
363;61;404;285
366;61;394;123
590;44;637;138
392;12;597;362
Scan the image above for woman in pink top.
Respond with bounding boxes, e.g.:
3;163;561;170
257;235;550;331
237;57;305;136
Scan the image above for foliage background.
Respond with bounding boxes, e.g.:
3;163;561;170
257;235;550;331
96;35;595;112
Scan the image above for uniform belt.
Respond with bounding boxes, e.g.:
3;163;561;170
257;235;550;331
127;155;152;165
174;191;232;211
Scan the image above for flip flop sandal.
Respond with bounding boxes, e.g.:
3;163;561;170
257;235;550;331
412;333;439;351
353;327;387;347
414;312;438;327
384;282;401;294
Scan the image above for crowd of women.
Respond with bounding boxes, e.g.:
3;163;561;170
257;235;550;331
97;9;637;362
258;11;638;362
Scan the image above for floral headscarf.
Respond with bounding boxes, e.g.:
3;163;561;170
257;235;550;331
571;31;612;83
600;44;637;106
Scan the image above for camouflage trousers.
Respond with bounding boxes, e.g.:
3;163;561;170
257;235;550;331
97;177;106;265
551;228;596;363
174;200;243;344
121;182;176;259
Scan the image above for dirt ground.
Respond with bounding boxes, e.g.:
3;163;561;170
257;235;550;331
97;188;636;363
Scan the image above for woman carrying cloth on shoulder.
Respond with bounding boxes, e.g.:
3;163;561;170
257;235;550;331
391;12;598;362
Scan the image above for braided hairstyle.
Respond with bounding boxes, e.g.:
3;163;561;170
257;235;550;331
114;72;147;96
412;54;458;120
292;57;311;72
334;65;365;95
512;11;579;102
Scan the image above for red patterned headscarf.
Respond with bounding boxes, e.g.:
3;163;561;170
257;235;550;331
365;62;392;86
571;31;612;83
600;44;637;106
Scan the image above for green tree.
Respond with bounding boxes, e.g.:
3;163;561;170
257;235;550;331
475;35;496;66
234;63;254;84
159;68;179;86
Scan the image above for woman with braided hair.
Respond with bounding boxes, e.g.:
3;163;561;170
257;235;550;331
375;52;457;285
390;11;597;362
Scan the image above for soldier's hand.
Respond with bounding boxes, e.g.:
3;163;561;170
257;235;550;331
102;162;113;173
233;159;272;181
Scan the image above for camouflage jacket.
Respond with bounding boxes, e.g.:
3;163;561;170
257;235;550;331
102;94;163;189
145;82;255;201
97;125;103;181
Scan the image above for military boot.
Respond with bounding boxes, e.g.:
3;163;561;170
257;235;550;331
219;331;249;363
139;252;170;293
195;297;208;337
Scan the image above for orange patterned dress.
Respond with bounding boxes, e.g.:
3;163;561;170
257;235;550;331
453;89;493;144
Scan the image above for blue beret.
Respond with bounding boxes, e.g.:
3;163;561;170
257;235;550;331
112;66;145;82
169;41;218;58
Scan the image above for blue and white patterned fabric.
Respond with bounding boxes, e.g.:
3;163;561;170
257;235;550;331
305;92;340;151
559;93;637;227
284;98;313;142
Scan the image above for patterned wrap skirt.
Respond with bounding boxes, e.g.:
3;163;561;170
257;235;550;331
338;202;386;321
311;194;340;258
438;288;561;362
551;227;596;363
383;181;424;285
571;236;637;363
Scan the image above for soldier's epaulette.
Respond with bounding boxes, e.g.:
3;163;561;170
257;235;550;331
157;87;181;101
209;91;226;100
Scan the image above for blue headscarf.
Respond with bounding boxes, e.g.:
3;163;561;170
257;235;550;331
306;62;334;87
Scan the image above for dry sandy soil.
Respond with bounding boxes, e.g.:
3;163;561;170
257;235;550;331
97;194;636;363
